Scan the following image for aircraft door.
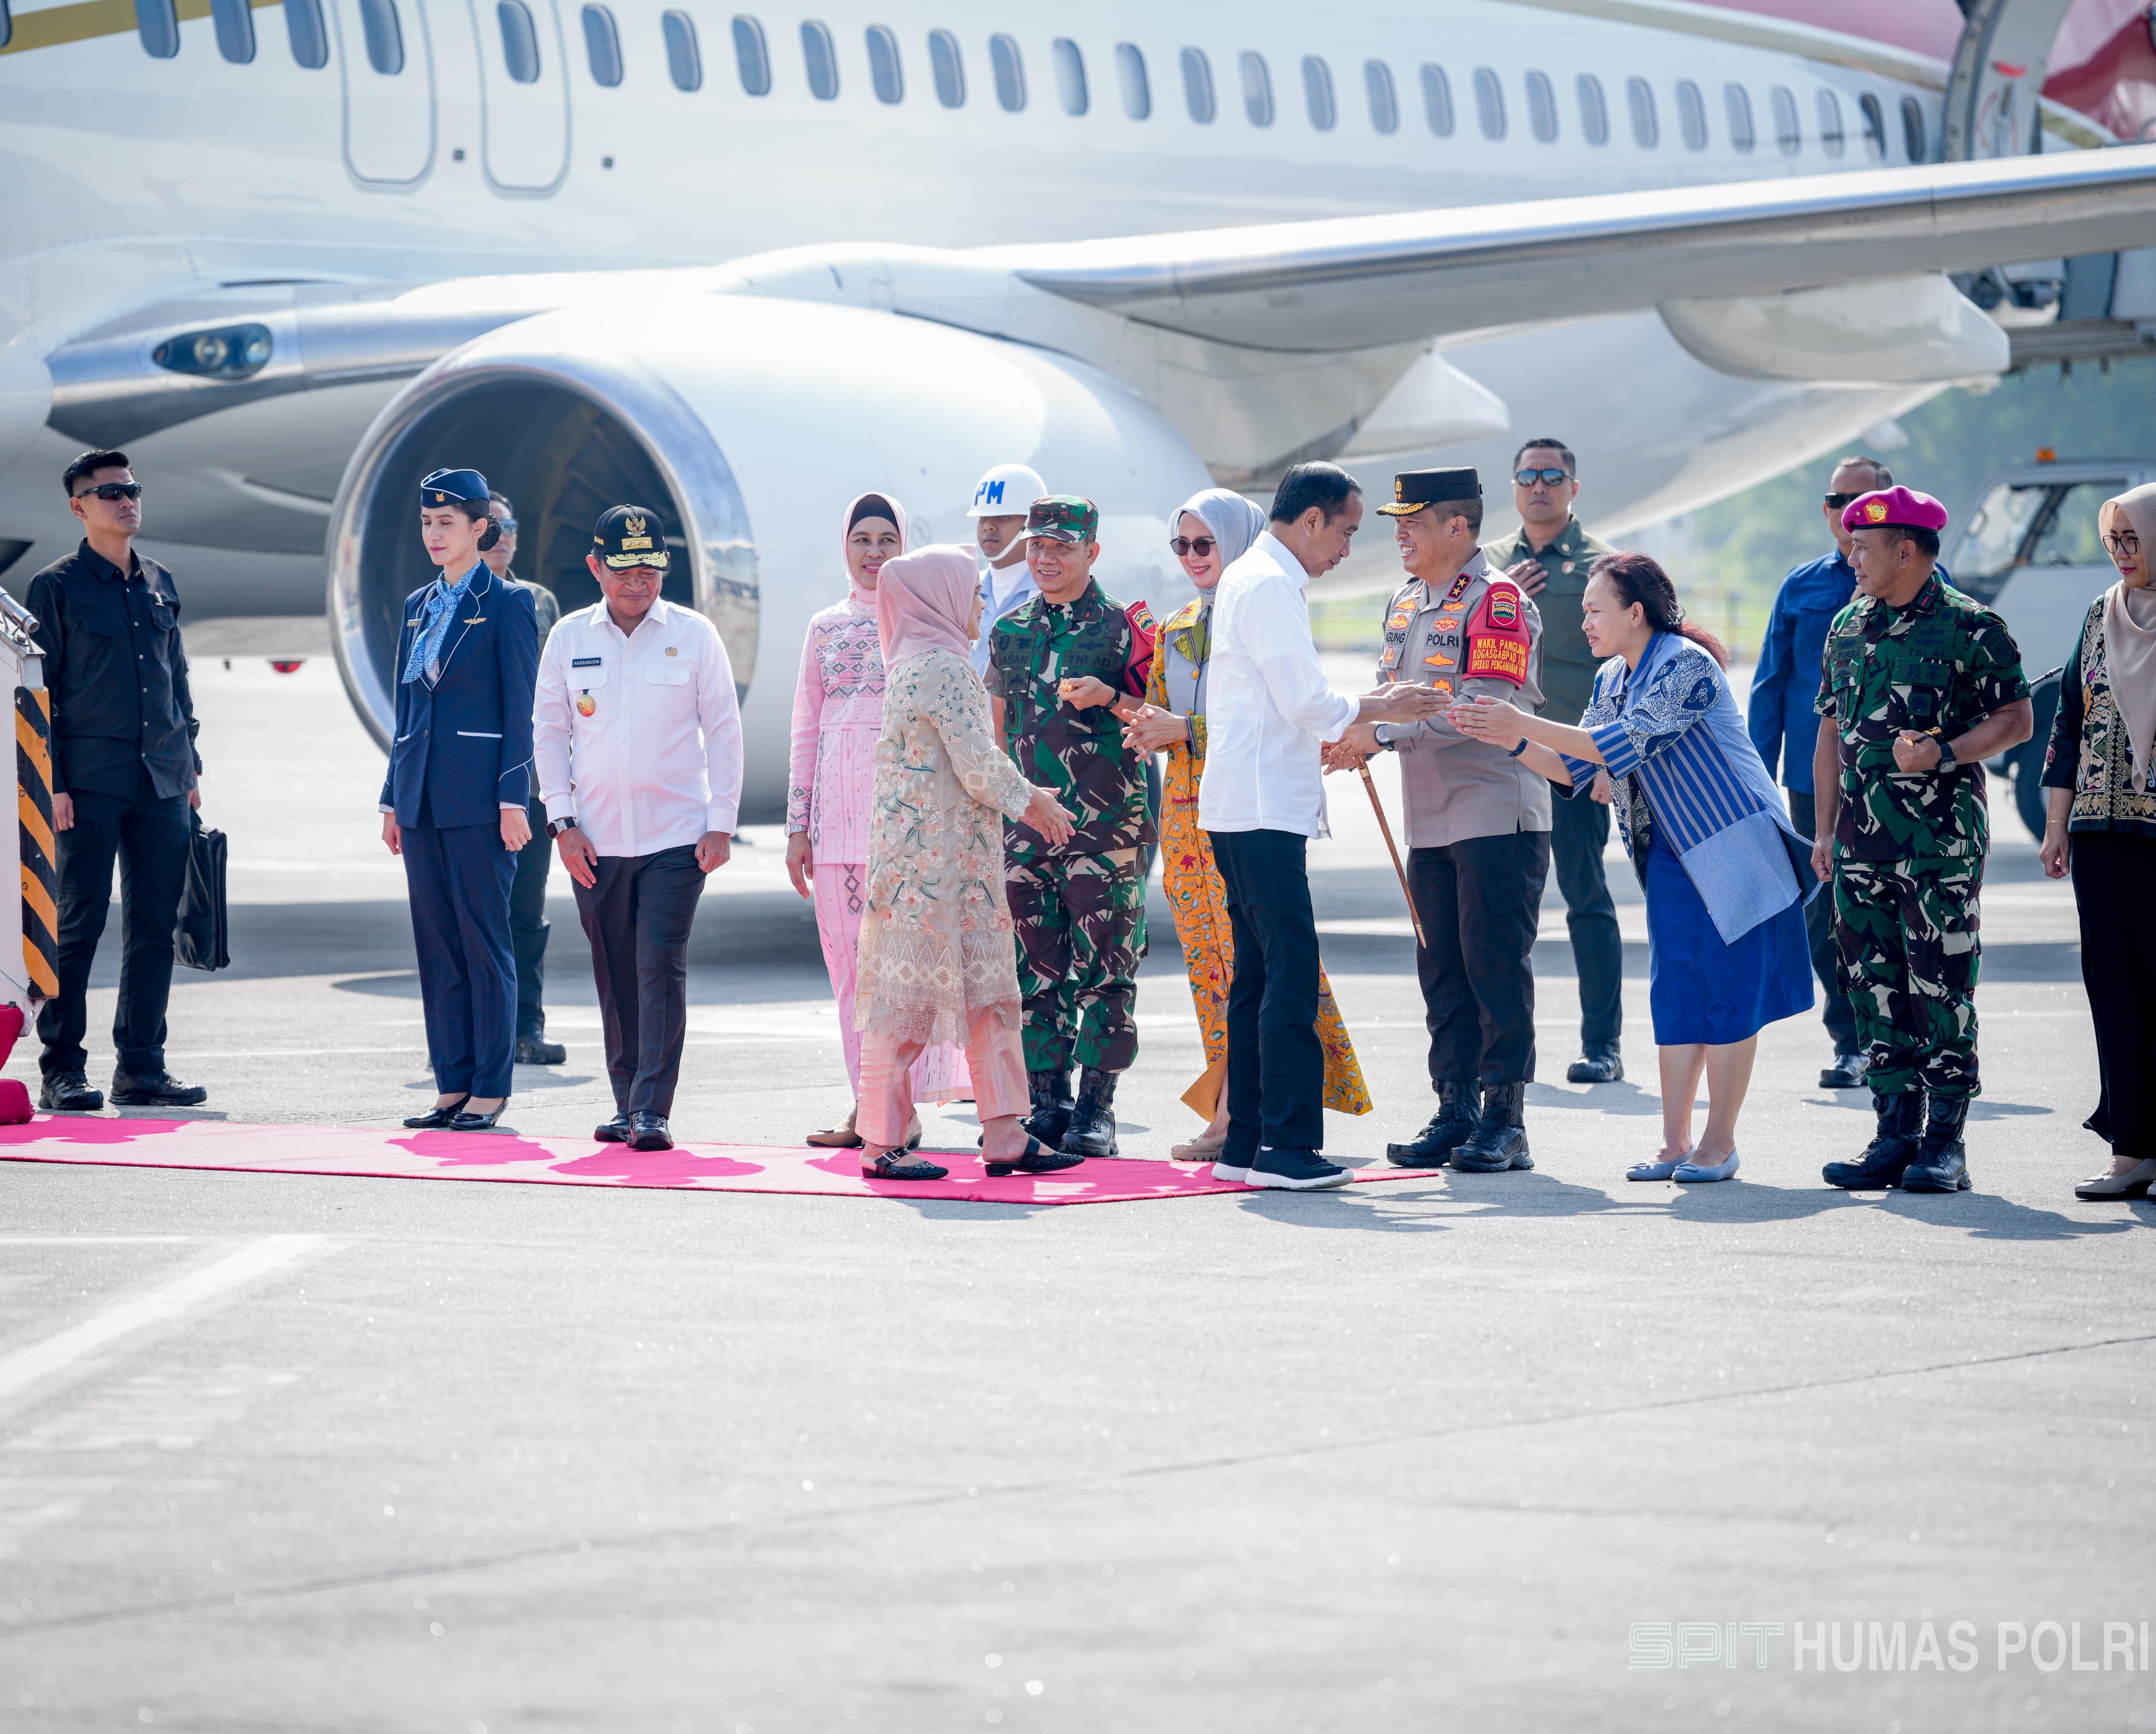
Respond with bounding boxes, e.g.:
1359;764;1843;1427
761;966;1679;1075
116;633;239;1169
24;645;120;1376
471;0;570;192
334;0;437;183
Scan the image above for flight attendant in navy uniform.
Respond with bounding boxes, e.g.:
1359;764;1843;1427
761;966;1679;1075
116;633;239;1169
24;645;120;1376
379;468;540;1132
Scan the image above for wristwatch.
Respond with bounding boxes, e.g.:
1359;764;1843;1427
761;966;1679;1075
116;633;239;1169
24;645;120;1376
1933;736;1957;774
547;816;579;838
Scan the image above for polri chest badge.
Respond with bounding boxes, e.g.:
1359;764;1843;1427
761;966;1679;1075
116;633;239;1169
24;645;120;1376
576;691;597;718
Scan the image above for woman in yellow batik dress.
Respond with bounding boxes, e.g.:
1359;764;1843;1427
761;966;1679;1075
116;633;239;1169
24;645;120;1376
1127;487;1372;1160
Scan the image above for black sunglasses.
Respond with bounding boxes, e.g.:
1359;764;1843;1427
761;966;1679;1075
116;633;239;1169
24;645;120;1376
1514;467;1572;487
1823;492;1862;509
494;515;518;535
1169;535;1217;557
74;482;142;502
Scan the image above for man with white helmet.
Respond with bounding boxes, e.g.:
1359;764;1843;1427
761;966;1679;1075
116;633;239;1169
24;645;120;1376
967;461;1047;677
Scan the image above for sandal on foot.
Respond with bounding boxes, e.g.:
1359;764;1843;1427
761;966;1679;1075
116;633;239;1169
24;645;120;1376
860;1151;949;1182
1627;1157;1685;1182
984;1135;1085;1178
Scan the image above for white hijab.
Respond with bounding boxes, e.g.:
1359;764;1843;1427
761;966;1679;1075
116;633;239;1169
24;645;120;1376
2099;482;2156;774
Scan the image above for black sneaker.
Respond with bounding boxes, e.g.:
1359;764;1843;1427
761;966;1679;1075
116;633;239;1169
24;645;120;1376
516;1034;568;1066
109;1071;208;1107
38;1072;103;1112
1245;1147;1352;1191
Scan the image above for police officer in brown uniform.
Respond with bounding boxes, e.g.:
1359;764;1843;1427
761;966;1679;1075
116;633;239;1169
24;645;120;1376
1332;467;1549;1172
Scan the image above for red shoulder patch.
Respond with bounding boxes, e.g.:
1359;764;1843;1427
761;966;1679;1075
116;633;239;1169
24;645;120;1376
1464;580;1531;687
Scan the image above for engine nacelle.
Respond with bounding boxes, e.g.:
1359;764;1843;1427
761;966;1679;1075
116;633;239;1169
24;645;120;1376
326;294;1210;820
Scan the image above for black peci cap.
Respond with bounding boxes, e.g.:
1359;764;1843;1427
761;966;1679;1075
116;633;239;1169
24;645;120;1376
420;467;489;507
592;503;671;570
1376;467;1482;517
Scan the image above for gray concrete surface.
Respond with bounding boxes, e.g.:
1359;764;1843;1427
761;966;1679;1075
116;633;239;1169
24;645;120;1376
0;656;2149;1734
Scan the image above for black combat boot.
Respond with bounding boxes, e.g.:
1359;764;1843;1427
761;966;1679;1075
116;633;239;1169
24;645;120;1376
1023;1070;1073;1147
1821;1090;1924;1189
1060;1067;1120;1158
1386;1079;1479;1168
1898;1094;1972;1193
1451;1082;1533;1172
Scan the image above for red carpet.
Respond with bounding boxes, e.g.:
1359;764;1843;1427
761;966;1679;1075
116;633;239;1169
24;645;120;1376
0;1115;1427;1206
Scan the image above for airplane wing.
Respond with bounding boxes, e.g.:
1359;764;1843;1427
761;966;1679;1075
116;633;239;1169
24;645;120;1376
1005;143;2156;352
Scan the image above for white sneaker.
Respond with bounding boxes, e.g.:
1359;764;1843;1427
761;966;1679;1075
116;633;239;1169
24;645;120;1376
1244;1147;1354;1190
1210;1157;1253;1184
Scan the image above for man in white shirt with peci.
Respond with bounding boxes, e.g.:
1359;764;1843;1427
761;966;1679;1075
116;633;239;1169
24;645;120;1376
533;504;743;1155
1198;462;1446;1192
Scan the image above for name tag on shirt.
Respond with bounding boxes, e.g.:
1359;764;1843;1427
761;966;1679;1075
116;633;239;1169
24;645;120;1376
571;656;603;668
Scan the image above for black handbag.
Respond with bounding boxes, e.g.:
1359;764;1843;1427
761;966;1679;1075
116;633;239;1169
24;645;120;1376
174;811;229;972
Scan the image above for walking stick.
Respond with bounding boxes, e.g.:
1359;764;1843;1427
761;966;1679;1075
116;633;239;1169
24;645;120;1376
1357;758;1426;949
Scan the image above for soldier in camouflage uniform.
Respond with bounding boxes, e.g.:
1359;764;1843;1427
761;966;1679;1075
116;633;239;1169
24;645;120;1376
1812;486;2033;1194
986;496;1158;1158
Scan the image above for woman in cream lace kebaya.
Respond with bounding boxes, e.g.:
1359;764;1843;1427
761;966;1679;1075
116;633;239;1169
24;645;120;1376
785;492;968;1149
851;546;1085;1182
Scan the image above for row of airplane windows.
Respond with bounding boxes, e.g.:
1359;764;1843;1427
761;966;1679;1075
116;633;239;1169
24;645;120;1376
101;0;1936;164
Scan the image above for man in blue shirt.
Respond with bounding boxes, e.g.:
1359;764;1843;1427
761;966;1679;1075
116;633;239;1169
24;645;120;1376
1748;455;1887;1090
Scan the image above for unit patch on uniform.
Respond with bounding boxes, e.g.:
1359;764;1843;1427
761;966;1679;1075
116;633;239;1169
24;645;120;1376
1387;608;1414;632
1463;580;1533;686
1485;588;1520;628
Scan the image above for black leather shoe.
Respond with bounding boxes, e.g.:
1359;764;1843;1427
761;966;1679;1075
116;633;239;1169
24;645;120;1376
447;1099;508;1132
109;1070;209;1108
515;1034;568;1066
1823;1090;1924;1188
1059;1067;1120;1158
1565;1048;1624;1084
403;1095;471;1129
594;1112;632;1142
1452;1082;1534;1172
38;1072;103;1112
627;1111;672;1151
1819;1050;1870;1090
1386;1079;1478;1167
1022;1070;1073;1147
1899;1094;1973;1193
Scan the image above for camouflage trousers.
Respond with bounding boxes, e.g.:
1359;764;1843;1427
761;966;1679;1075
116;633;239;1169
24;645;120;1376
1832;856;1983;1099
1008;847;1143;1076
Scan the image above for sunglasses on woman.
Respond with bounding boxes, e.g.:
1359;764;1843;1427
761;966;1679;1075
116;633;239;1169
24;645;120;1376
1169;535;1217;557
74;482;143;502
1514;467;1571;487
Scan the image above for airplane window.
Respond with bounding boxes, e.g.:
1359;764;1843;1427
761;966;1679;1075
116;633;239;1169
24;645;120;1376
1577;73;1608;145
990;34;1025;111
1525;70;1556;142
801;19;837;99
1181;48;1215;123
1053;37;1087;115
1303;56;1336;131
2028;482;2123;567
1365;61;1398;135
211;0;255;63
732;16;770;95
1472;66;1504;140
498;0;540;83
929;28;964;107
1772;85;1800;154
1817;89;1845;158
1859;92;1886;159
1117;43;1149;119
135;0;178;58
866;24;902;103
284;0;329;67
583;5;621;86
1956;482;2050;587
0;1;9;50
1901;94;1927;161
664;11;700;90
1420;64;1454;137
1725;83;1754;152
1627;75;1657;148
359;0;402;73
1240;51;1273;128
1676;78;1707;149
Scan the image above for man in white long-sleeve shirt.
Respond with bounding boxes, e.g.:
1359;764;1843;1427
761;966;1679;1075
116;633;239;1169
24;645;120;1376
1198;463;1446;1191
533;505;743;1153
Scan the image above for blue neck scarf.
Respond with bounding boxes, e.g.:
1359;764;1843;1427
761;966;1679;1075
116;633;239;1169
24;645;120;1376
402;563;480;685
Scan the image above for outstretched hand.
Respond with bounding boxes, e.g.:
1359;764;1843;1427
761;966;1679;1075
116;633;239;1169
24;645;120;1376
1023;785;1076;846
1448;695;1528;750
1323;720;1382;772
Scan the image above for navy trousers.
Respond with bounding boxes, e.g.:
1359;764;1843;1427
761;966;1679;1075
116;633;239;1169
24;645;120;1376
510;795;553;1040
403;821;517;1097
573;845;706;1117
1209;828;1323;1158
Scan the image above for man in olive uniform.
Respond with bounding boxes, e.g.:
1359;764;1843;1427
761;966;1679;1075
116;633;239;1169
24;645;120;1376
1482;437;1622;1084
1812;486;2032;1194
1331;467;1549;1173
986;495;1158;1159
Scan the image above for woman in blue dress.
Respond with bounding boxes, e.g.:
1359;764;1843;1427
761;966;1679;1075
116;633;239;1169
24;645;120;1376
1453;552;1814;1184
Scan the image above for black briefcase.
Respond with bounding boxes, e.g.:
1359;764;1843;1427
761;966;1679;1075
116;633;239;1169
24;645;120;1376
174;811;230;973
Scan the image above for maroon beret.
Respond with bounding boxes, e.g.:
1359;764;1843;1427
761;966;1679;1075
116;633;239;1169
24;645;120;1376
1842;485;1948;535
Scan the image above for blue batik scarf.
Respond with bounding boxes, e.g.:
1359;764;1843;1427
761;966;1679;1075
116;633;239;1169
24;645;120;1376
401;563;479;685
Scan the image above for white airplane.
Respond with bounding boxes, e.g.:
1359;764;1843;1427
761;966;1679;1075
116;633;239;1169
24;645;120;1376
2;0;2154;818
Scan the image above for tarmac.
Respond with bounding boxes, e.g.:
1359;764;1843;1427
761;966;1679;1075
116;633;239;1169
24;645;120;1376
0;654;2149;1734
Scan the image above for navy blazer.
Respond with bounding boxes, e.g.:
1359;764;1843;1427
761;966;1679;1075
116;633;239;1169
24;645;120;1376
380;566;539;828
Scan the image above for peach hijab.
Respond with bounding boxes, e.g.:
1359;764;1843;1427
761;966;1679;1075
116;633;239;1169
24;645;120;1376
875;545;980;664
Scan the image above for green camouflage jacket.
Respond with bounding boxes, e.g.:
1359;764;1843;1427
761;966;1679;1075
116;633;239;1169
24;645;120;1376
1480;515;1613;727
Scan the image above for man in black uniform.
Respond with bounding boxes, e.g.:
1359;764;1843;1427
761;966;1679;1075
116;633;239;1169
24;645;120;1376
26;449;209;1111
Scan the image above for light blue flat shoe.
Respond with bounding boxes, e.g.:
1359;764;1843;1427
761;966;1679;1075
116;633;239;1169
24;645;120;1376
1673;1151;1740;1183
1626;1157;1685;1182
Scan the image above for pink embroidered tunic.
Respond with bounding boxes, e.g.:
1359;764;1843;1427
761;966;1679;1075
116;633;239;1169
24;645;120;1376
786;588;886;864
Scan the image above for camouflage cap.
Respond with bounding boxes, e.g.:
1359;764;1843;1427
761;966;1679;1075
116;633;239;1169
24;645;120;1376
1025;495;1100;545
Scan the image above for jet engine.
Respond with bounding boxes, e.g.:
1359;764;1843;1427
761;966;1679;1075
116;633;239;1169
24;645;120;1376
326;296;1209;821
